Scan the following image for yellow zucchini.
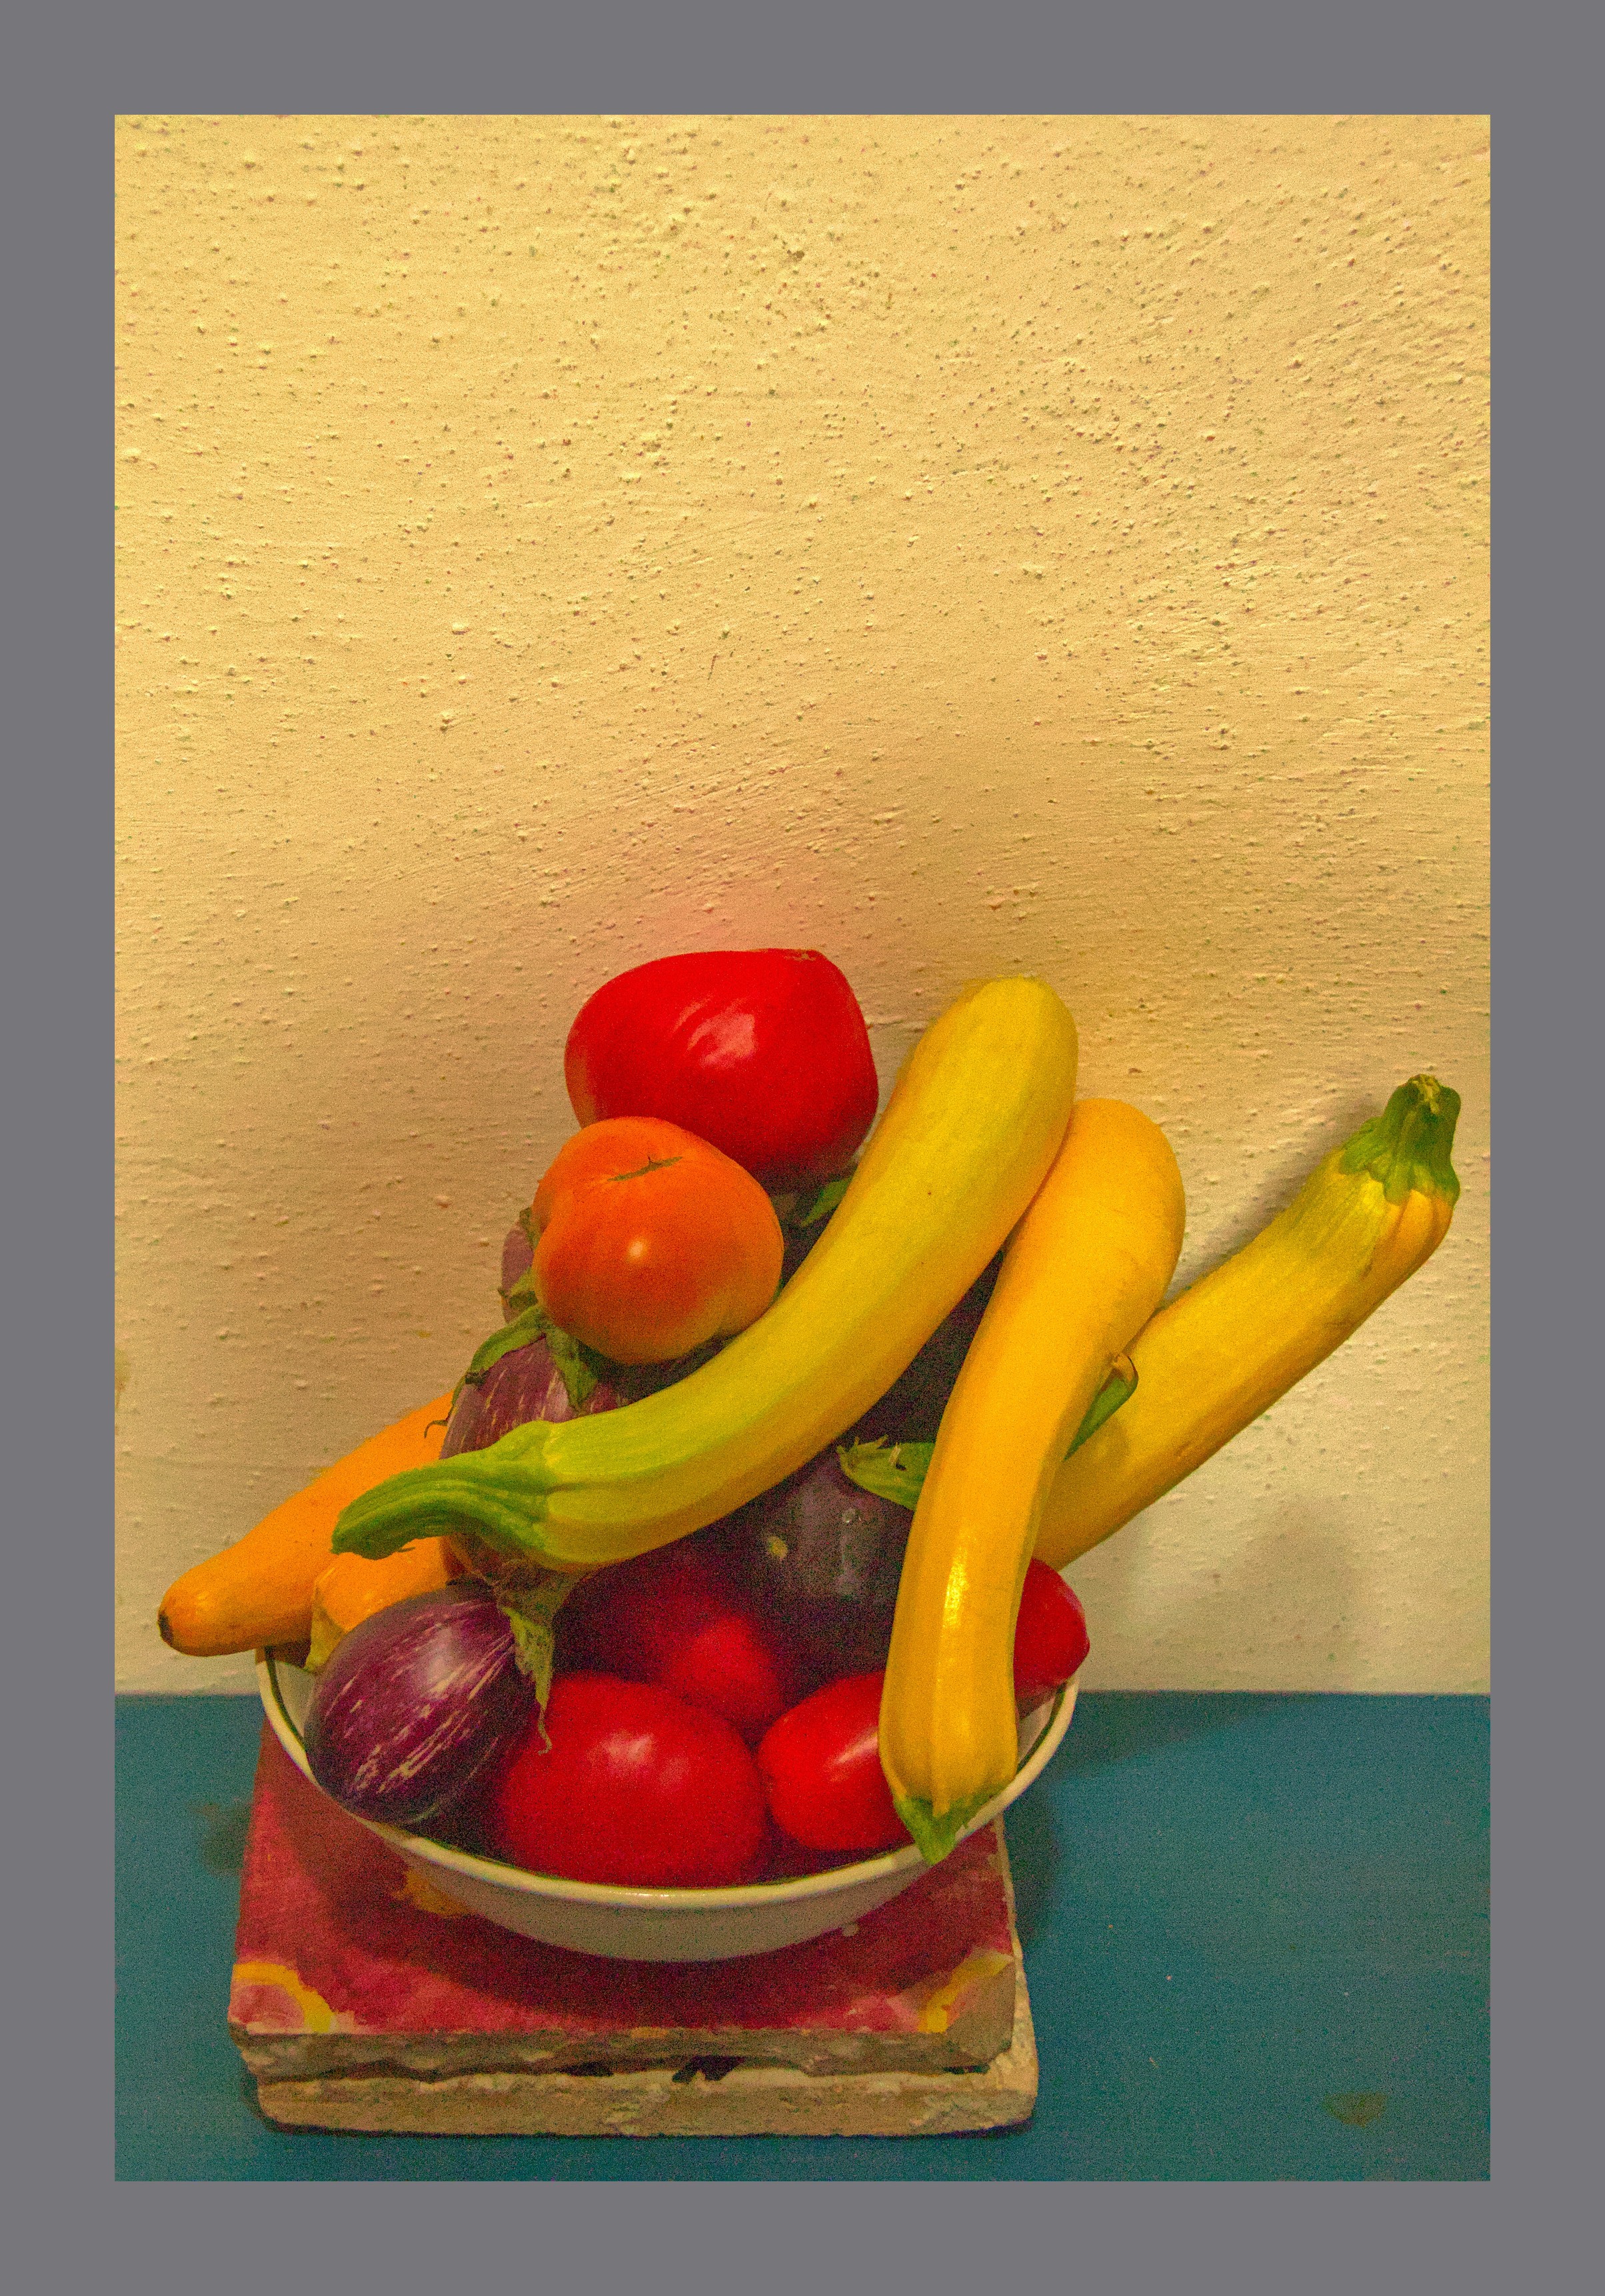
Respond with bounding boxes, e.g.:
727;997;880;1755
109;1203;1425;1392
1033;1074;1461;1571
880;1099;1185;1861
332;977;1080;1573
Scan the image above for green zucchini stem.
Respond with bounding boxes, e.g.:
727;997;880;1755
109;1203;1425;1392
1338;1073;1462;1205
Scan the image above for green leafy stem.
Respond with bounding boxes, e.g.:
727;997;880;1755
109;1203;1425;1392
493;1571;587;1735
893;1787;995;1867
455;1299;611;1417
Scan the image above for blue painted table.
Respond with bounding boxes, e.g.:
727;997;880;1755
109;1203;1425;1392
116;1691;1488;2180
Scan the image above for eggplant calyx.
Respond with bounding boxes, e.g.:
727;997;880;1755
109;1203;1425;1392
493;1569;589;1739
453;1301;611;1416
836;1439;934;1507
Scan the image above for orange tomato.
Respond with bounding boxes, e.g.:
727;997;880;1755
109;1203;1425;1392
531;1116;785;1365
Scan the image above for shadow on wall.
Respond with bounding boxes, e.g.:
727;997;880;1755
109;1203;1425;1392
1070;1501;1364;1691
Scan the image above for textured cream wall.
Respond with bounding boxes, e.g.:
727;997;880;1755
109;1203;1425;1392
115;114;1489;1693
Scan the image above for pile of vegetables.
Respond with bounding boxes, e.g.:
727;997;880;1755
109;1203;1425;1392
160;944;1462;1885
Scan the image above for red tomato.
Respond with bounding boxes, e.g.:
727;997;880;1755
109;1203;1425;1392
561;1541;800;1745
484;1675;769;1888
757;1671;910;1857
531;1115;783;1363
564;948;880;1192
1013;1559;1090;1709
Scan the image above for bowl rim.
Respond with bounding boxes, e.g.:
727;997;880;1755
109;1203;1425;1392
257;1645;1077;1913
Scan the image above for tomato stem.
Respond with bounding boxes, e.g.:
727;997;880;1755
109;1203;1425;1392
604;1154;685;1184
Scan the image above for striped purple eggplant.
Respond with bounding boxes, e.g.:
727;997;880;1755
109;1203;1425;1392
303;1579;535;1826
441;1333;620;1457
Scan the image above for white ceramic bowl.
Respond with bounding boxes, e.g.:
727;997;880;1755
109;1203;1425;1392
257;1650;1077;1963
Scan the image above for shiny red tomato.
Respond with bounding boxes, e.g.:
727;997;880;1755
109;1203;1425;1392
564;948;880;1192
1013;1559;1090;1709
756;1671;910;1856
531;1115;783;1363
484;1674;769;1888
560;1539;801;1745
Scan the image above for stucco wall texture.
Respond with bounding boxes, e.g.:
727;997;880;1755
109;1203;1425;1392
115;115;1489;1694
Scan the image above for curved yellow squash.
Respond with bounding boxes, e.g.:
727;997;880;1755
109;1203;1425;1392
880;1099;1185;1861
1033;1074;1460;1571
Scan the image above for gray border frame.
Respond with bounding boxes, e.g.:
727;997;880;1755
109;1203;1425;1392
12;0;1577;2282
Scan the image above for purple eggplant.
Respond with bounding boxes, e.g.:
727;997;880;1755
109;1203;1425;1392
441;1333;621;1457
711;1259;1122;1679
712;1448;912;1681
701;1264;1003;1675
303;1580;535;1826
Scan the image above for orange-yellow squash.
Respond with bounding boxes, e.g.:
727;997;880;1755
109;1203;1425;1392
305;1538;465;1673
157;1393;455;1656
